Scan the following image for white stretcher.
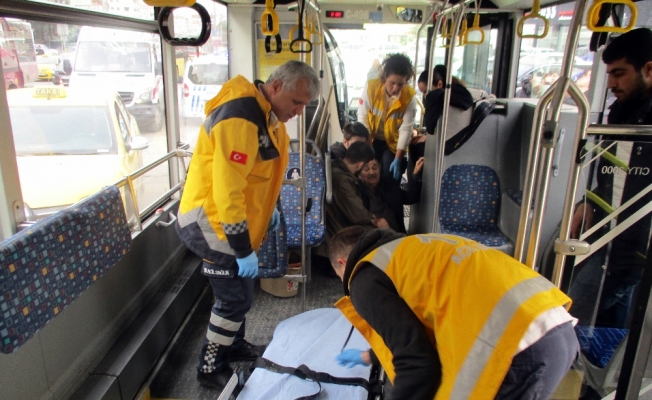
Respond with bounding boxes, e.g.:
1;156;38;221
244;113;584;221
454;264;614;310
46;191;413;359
236;308;375;400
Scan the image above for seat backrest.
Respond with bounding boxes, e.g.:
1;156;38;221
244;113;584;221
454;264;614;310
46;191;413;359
257;204;289;279
439;164;500;228
280;140;326;248
0;185;131;354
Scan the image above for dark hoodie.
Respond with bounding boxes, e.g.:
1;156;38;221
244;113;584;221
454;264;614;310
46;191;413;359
423;82;474;135
343;229;441;400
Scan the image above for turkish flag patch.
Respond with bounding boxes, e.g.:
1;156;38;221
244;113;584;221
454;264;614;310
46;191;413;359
229;151;248;165
359;98;363;105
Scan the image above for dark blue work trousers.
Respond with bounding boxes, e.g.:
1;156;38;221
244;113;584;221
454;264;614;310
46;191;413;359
198;259;254;373
495;321;579;400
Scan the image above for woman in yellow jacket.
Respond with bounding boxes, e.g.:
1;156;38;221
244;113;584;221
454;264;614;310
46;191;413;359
329;227;579;400
357;53;417;181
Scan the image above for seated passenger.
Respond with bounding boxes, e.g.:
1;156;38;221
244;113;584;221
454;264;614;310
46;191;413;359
359;158;423;234
324;142;384;243
411;65;494;161
329;121;370;160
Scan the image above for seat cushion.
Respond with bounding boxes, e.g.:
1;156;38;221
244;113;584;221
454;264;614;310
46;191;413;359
575;325;628;368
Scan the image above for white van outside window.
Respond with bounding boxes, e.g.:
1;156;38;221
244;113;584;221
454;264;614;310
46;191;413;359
69;26;165;132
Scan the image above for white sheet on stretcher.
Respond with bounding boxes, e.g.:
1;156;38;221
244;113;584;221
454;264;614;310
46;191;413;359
237;308;372;400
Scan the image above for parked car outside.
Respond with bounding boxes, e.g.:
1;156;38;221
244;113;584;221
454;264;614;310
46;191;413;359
7;87;149;217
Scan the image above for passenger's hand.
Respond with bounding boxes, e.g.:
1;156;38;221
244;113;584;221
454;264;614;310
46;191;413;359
236;252;259;278
571;203;594;239
336;349;368;368
389;158;402;180
414;157;425;175
269;208;281;231
372;217;389;229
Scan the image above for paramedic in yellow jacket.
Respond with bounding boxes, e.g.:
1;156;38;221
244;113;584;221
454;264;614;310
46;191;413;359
357;53;416;182
329;227;579;400
176;60;320;391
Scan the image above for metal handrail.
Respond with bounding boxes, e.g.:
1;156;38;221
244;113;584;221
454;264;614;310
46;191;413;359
585;124;652;136
429;4;467;233
113;149;191;232
514;0;591;270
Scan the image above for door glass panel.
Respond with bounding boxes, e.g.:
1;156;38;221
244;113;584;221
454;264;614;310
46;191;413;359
568;137;652;398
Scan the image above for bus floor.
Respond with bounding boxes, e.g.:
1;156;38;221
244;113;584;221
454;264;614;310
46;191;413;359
147;263;351;400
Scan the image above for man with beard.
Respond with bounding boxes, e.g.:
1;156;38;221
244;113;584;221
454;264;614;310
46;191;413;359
569;28;652;328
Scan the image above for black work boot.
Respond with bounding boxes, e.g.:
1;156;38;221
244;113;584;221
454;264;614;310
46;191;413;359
229;340;266;361
196;366;234;390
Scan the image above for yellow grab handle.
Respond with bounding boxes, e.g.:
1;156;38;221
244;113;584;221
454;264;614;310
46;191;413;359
308;15;322;45
587;0;637;33
458;19;468;46
261;0;279;36
517;0;549;39
466;13;485;44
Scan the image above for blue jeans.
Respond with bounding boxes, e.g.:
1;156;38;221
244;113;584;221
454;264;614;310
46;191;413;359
568;251;642;328
373;139;406;182
495;322;579;400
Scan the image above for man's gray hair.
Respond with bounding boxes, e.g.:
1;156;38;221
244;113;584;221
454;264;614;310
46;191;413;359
266;60;320;100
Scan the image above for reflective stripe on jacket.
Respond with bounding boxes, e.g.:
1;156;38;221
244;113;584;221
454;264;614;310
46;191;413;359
365;78;415;153
177;75;289;259
335;233;571;399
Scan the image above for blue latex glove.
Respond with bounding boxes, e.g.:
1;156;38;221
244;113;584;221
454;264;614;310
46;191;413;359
336;349;366;368
269;208;281;231
389;158;402;180
236;252;259;278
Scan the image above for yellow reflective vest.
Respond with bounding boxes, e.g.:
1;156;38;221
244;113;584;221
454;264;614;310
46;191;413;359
365;78;416;153
177;75;289;258
335;234;572;399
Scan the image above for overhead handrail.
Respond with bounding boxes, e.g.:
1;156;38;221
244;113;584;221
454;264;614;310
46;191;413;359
587;0;637;32
517;0;549;39
158;3;211;46
290;0;312;53
466;0;485;44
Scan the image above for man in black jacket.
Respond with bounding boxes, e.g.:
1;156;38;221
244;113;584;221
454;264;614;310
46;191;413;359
329;122;370;160
569;28;652;328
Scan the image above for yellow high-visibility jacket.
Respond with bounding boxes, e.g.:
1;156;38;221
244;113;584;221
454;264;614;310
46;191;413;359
336;233;572;400
364;78;415;153
176;75;289;260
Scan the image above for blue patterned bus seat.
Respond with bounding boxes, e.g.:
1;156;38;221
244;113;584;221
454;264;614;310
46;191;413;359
575;325;628;368
0;186;131;353
281;151;325;248
439;164;510;247
257;204;289;279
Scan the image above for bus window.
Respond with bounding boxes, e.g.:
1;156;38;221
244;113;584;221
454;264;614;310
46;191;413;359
5;19;37;84
169;0;228;152
4;19;172;222
0;17;24;90
514;1;593;98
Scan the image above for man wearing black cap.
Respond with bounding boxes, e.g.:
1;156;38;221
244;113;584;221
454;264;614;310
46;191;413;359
569;28;652;328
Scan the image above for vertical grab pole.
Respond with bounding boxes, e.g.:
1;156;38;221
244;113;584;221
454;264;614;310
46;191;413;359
426;2;448;94
514;86;554;263
413;6;438;88
551;80;590;287
300;46;307;313
430;4;466;233
524;0;589;269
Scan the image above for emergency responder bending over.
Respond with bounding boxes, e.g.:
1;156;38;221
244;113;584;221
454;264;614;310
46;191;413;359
176;60;320;391
330;227;579;400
